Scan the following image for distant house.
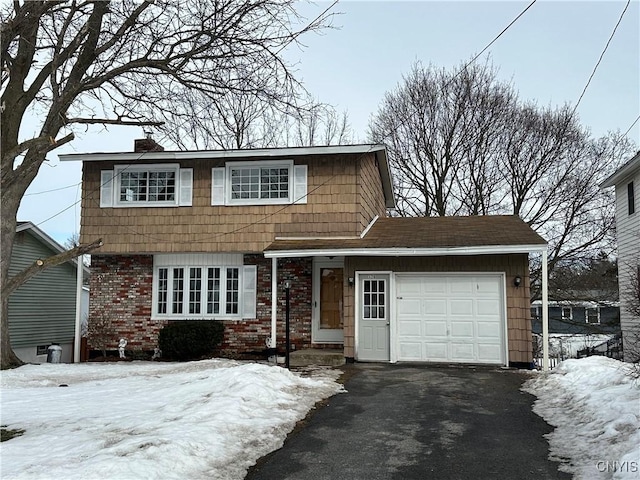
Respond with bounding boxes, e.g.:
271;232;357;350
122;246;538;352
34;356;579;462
8;222;88;363
601;151;640;362
530;299;620;335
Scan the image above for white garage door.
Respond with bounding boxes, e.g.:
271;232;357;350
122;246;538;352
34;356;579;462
396;274;505;364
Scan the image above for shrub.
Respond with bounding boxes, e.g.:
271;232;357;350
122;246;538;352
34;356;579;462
158;321;224;361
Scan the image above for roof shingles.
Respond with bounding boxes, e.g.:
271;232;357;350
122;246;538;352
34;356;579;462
266;215;547;252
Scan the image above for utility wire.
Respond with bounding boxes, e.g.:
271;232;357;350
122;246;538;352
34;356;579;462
572;0;631;116
25;182;81;196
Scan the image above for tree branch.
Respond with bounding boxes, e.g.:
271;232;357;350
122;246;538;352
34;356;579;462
4;238;103;297
65;117;164;127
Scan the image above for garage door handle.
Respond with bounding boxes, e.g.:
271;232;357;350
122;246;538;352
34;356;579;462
396;296;403;300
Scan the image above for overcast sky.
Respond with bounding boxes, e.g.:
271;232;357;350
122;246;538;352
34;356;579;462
17;0;640;244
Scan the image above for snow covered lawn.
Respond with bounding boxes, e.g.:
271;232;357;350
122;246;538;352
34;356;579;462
524;357;640;479
0;359;342;479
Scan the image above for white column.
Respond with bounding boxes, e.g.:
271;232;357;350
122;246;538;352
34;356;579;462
74;255;83;363
542;249;549;372
271;257;277;349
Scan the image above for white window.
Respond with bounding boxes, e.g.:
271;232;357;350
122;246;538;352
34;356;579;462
561;307;572;320
100;164;192;207
530;306;541;320
212;161;307;206
586;307;600;324
153;257;256;319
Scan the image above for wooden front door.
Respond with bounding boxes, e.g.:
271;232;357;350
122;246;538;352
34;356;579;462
312;259;344;343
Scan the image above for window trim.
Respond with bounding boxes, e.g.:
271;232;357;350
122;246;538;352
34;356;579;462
561;306;572;320
153;264;242;320
225;160;294;206
628;181;635;215
152;259;256;320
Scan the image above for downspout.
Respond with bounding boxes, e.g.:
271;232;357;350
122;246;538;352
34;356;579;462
542;249;549;371
74;255;83;363
271;257;277;351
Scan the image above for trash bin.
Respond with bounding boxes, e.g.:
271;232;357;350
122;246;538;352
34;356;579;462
47;344;62;363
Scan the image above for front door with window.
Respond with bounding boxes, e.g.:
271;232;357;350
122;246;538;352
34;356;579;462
358;274;390;361
312;259;344;343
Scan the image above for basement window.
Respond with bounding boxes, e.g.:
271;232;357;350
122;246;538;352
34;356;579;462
36;345;49;356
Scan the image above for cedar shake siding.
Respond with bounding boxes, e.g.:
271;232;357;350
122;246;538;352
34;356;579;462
88;254;316;356
343;254;533;365
357;152;387;229
79;152;385;254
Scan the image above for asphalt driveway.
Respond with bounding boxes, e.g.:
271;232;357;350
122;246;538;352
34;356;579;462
246;363;569;480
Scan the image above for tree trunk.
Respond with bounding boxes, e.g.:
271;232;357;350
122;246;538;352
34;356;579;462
1;197;24;369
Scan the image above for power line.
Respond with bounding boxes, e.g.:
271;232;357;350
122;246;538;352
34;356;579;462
460;0;537;73
24;182;80;196
621;114;640;139
572;0;631;116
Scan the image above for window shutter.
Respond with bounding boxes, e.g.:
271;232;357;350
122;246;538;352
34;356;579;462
211;168;225;205
242;265;257;319
179;168;193;206
100;170;114;207
293;165;307;204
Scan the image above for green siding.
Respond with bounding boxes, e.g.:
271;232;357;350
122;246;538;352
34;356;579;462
8;231;78;348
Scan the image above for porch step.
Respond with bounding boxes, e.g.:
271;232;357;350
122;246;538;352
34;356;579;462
289;349;346;367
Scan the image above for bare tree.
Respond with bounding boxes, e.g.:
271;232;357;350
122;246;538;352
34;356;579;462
0;0;332;369
161;92;354;150
369;60;515;217
368;60;637;289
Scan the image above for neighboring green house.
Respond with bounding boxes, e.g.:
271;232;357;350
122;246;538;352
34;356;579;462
8;222;88;363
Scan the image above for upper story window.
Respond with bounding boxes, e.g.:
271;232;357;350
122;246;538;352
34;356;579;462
586;307;600;324
231;166;289;201
212;160;307;206
628;181;635;215
561;307;572;320
100;164;192;208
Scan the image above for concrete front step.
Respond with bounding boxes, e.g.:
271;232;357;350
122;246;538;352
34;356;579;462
289;349;345;367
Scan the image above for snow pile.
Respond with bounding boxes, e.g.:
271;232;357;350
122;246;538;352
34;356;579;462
0;360;343;480
524;357;640;479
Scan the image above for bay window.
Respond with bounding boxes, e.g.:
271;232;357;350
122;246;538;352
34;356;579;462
153;255;255;319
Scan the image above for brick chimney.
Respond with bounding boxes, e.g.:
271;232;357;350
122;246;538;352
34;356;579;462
134;132;164;153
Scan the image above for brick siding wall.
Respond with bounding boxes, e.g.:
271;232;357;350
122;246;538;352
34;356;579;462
87;254;315;357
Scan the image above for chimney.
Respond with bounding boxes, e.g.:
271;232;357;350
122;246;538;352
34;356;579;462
134;130;164;153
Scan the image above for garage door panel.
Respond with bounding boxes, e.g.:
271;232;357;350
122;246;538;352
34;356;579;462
398;320;422;336
450;321;474;338
450;299;473;316
397;277;422;295
450;342;475;361
477;321;501;338
449;278;474;293
399;342;423;360
477;299;500;316
396;274;505;364
424;320;447;336
424;343;448;360
476;277;501;294
424;299;446;315
478;344;502;362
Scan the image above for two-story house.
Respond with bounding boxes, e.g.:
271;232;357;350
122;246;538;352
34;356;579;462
601;151;640;362
61;140;547;367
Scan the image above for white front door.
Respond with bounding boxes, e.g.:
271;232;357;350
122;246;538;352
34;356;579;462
312;258;344;343
357;274;390;361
